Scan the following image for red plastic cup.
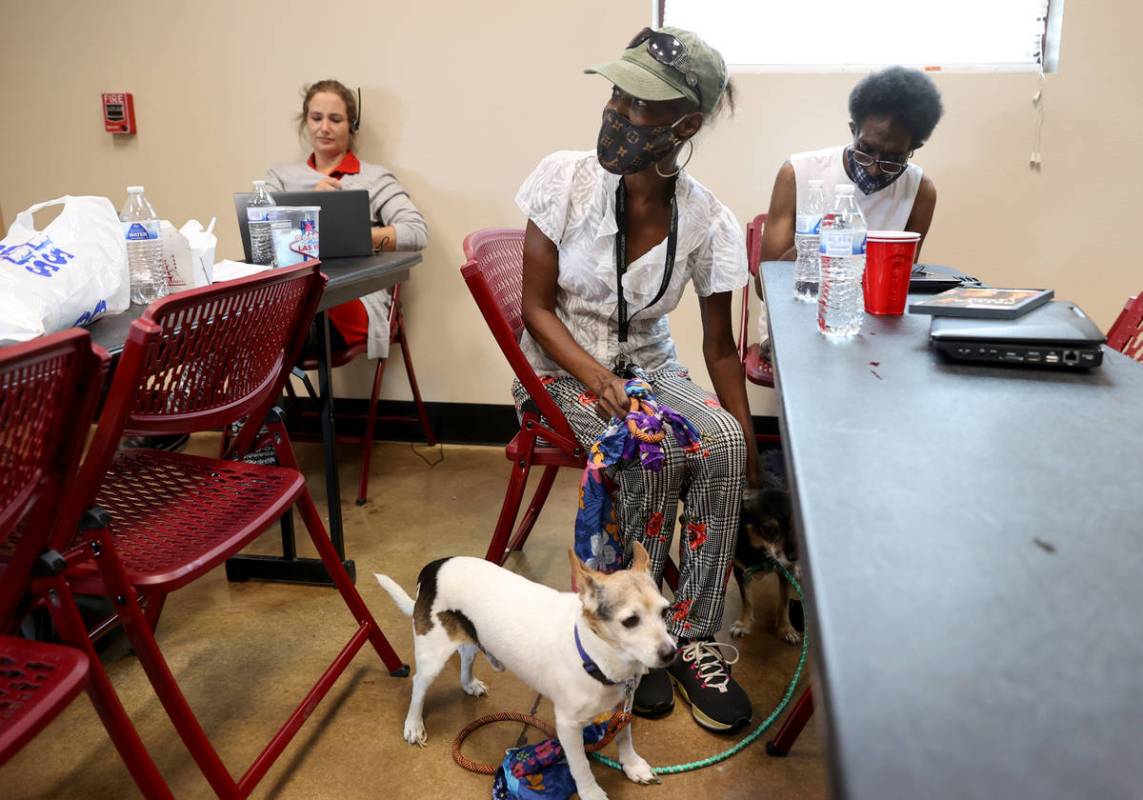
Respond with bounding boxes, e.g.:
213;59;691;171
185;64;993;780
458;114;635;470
863;231;921;316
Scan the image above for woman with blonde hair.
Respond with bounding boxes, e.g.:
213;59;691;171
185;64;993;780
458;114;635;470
265;79;426;356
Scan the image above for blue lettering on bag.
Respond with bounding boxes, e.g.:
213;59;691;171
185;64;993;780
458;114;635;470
0;236;76;278
73;299;109;327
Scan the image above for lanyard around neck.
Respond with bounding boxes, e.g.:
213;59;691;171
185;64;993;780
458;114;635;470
614;178;679;344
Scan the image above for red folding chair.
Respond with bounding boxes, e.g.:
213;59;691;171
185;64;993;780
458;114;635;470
1107;293;1143;362
737;213;782;448
290;282;437;505
48;264;407;799
460;229;682;589
460;229;584;566
0;330;171;797
738;213;777;389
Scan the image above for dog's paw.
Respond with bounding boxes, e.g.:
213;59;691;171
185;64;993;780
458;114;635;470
778;625;802;646
403;718;428;747
463;678;488;697
575;784;609;800
729;620;752;638
621;755;659;785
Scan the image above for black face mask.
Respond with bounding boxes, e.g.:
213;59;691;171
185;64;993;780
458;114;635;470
596;108;681;175
846;148;907;195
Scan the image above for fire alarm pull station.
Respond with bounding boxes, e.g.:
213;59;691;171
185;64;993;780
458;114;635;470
102;93;136;135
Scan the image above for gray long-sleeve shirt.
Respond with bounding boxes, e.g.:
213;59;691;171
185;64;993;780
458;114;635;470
264;156;427;358
264;158;427;251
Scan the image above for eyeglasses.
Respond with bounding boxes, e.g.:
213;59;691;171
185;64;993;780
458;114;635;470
627;28;702;109
850;145;913;175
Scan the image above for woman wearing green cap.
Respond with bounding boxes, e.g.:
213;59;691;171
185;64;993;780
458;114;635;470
515;27;756;734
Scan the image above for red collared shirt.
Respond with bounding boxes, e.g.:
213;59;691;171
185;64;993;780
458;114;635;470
307;150;361;179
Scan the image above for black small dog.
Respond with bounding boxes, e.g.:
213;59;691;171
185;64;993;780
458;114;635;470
730;451;801;644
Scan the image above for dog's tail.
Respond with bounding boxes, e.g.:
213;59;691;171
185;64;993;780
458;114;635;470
374;574;415;617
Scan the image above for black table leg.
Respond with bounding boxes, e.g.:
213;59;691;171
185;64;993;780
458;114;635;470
225;312;357;586
314;310;348;561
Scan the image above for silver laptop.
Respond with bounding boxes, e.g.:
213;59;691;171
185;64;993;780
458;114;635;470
232;189;373;261
930;301;1106;369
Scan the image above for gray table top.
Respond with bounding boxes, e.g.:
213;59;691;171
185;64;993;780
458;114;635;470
88;252;420;355
761;261;1143;800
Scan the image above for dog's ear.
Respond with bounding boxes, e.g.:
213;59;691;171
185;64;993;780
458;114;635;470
760;488;792;526
630;541;651;574
568;548;597;595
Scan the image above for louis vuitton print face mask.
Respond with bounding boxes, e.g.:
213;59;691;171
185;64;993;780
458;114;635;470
596;108;683;175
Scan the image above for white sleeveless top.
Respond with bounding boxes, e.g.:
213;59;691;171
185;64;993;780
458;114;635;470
790;145;922;231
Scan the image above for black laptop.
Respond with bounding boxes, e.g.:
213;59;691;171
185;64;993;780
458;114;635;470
232;189;373;261
930;300;1106;369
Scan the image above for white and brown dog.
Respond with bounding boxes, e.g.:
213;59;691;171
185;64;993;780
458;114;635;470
375;543;675;800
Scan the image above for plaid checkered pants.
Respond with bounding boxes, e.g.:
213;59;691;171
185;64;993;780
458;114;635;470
514;369;745;639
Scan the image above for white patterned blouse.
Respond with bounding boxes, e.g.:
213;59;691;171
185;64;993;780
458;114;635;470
516;150;747;377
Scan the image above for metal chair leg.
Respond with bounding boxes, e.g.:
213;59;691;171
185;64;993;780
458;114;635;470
271;422;408;676
767;685;814;756
45;575;174;800
506;465;559;553
356;357;388;506
397;319;437;446
486;440;534;565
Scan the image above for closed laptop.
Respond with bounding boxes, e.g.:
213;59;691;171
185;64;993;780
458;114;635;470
930;300;1105;369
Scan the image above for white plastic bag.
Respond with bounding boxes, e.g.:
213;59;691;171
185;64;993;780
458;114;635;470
158;218;218;292
0;195;129;342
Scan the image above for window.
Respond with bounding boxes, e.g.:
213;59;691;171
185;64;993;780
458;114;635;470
659;0;1064;73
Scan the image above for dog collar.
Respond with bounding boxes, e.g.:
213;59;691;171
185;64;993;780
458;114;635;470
574;624;620;686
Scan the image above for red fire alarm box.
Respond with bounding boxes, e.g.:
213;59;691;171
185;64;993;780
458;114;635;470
102;93;136;135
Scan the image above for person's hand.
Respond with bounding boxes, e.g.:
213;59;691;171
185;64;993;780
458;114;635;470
592;374;630;422
313;176;342;192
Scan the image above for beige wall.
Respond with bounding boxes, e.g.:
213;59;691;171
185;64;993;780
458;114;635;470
2;0;1139;413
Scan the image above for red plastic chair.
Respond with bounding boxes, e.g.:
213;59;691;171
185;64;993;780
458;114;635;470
291;282;437;505
461;229;584;566
0;330;171;797
737;214;782;448
460;229;683;589
738;213;775;389
1107;294;1143;362
50;263;407;799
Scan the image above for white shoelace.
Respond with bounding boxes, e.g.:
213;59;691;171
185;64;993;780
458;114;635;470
679;640;740;693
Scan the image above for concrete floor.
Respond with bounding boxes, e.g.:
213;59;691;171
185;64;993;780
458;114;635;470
5;437;826;799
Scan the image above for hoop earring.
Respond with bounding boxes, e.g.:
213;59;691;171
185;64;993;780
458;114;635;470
656;139;694;178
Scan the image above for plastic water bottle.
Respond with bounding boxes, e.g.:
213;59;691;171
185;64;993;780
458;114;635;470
247;180;277;267
817;184;867;337
120;186;167;305
793;179;827;301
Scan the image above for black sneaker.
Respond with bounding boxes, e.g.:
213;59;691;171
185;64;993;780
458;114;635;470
228;421;279;466
668;639;752;733
633;667;674;718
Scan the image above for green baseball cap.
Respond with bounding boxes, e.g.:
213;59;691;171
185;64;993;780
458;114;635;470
585;26;728;116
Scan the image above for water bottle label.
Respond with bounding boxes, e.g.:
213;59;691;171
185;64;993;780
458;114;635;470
820;230;867;256
820;229;850;256
795;213;823;235
123;221;159;241
247;207;272;223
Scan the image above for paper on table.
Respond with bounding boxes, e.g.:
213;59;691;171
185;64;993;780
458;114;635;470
212;259;270;283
